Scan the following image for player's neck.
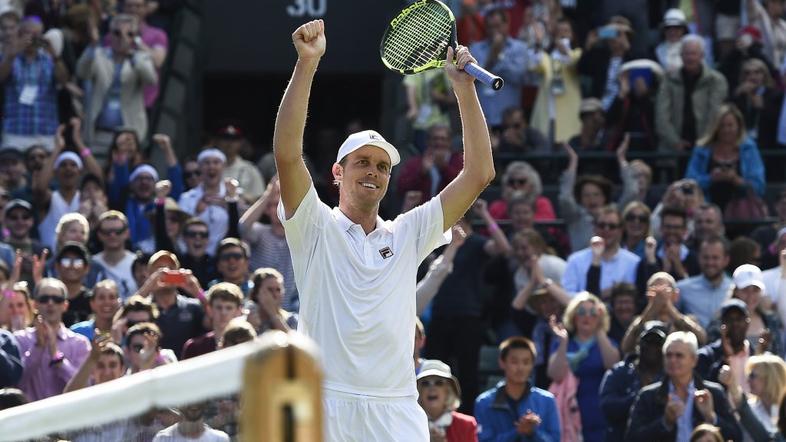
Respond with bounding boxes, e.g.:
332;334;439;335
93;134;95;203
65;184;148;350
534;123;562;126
338;201;379;235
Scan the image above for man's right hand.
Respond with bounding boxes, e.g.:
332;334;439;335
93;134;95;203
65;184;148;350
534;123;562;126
292;20;326;60
516;411;541;435
664;394;685;426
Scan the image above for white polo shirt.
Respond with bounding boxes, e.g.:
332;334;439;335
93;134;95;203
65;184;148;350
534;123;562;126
279;185;449;397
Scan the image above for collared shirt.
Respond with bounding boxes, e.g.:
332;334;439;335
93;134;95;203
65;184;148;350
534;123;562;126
14;324;91;401
179;182;228;254
676;274;733;328
668;380;696;442
2;49;58;136
469;37;529;126
561;247;640;295
279;184;449;397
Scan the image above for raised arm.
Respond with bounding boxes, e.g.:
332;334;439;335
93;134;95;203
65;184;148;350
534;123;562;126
438;46;495;231
274;20;325;218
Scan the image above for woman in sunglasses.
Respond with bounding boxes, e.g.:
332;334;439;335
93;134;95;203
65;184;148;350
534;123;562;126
416;359;477;442
621;201;652;259
488;161;555;224
548;292;620;442
0;281;33;331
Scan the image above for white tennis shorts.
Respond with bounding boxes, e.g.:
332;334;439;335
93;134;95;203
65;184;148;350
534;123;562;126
323;389;429;441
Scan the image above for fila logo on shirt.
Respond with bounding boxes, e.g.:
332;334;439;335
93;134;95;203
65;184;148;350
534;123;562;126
379;247;394;259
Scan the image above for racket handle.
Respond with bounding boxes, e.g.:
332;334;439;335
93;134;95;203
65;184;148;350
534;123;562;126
464;62;504;90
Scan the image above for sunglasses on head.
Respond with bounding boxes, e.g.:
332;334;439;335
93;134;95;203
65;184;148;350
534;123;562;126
219;252;245;261
419;378;446;388
100;226;127;236
59;257;85;268
507;178;528;186
624;214;648;223
184;231;208;239
37;294;65;304
576;306;598;317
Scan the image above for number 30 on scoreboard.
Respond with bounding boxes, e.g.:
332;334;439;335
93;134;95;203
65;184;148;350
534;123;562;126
286;0;327;17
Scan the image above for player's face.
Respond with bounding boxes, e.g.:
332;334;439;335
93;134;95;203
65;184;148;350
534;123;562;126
334;146;392;210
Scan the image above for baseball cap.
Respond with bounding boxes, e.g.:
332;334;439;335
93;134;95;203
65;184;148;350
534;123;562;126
56;241;89;261
732;264;765;291
3;199;32;217
216;124;244;139
720;298;749;317
639;320;668;342
336;130;400;167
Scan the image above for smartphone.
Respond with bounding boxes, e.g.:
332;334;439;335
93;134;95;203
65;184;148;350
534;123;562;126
160;271;186;285
598;25;618;40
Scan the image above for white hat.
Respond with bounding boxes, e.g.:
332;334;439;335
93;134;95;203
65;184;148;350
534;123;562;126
733;264;765;291
129;164;159;182
416;359;461;410
336;130;400;166
54;151;83;170
197;148;226;164
663;9;687;28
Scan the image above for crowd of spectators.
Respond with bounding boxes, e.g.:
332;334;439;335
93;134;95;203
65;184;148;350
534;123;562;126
5;0;786;441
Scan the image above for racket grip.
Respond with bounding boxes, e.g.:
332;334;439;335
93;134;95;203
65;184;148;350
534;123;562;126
464;62;504;90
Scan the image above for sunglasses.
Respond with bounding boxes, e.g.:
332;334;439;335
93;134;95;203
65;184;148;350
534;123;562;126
595;222;620;230
112;30;137;38
37;294;66;304
419;378;446;388
184;231;208;239
59;257;85;268
507;178;528;186
624;214;648;223
99;227;127;236
576;306;598;317
219;252;245;261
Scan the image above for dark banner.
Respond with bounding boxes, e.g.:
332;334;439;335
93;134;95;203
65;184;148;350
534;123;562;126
204;0;403;73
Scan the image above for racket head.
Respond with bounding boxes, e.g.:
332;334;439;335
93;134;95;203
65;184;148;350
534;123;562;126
380;0;457;75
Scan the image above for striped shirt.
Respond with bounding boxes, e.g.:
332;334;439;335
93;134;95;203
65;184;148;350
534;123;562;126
242;222;298;312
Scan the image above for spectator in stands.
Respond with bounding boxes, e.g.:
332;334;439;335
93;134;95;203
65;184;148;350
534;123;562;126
528;17;582;144
475;336;560;442
144;179;189;255
403;68;454;151
397;125;463;207
239;177;297;311
0;16;66;151
178;148;230;254
64;337;124;392
70;279;119;341
626;331;742;441
469;8;528;128
48;212;107;288
135;251;205;358
4;199;44;278
620;272;707;356
559;138;638;252
656;35;728;152
676;235;733;328
607;64;661;152
182;282;242;359
607;283;638;343
495;107;549;152
567;98;607;152
56;241;93;326
599;320;666;442
510;229;569;310
93;211;138;300
1;281;33;331
0;148;27;195
578;20;632;111
650;179;704;240
122;0;167;110
153;401;230;442
562;205;640;298
689;203;726;252
215;124;265;204
655;9;689;73
488;161;555;223
719;354;786;438
629;161;653;208
752;189;786;270
0;10;20;55
621;201;652;259
686;104;766;216
78;173;109;229
220;317;256;348
246;268;297;334
124;322;175;373
696;299;754;384
732;58;782;150
415;359;478;441
640;206;700;283
77;14;156;152
34;148;84;251
728;237;762;273
707;265;782;355
14;277;90;401
103;129;144;184
746;0;786;68
182;157;201;191
109;294;158;344
180;217;217;287
548;292;619;442
0;327;22;387
211;238;252;296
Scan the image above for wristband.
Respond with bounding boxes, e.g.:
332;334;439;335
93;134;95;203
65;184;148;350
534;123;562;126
80;147;91;158
196;289;207;303
155;197;166;206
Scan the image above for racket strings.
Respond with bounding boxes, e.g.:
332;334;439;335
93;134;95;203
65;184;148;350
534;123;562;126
382;2;452;71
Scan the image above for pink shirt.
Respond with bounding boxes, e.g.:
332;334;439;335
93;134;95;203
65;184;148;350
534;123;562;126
139;23;168;108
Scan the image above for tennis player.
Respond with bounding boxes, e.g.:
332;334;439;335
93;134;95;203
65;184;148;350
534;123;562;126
274;20;494;441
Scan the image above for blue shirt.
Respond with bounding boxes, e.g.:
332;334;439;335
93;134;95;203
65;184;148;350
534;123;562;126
669;380;696;442
562;247;640;296
475;381;560;442
469;38;528;126
70;319;96;341
676;274;732;328
2;50;58;136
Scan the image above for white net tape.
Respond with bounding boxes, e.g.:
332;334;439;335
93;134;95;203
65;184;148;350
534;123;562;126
0;332;320;442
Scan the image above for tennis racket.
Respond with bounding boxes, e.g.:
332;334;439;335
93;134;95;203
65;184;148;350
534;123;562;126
380;0;504;90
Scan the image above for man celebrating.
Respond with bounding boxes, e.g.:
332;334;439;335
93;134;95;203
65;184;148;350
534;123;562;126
275;20;494;441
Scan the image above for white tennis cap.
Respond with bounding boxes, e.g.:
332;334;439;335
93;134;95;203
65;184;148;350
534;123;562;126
336;130;400;166
733;264;765;291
